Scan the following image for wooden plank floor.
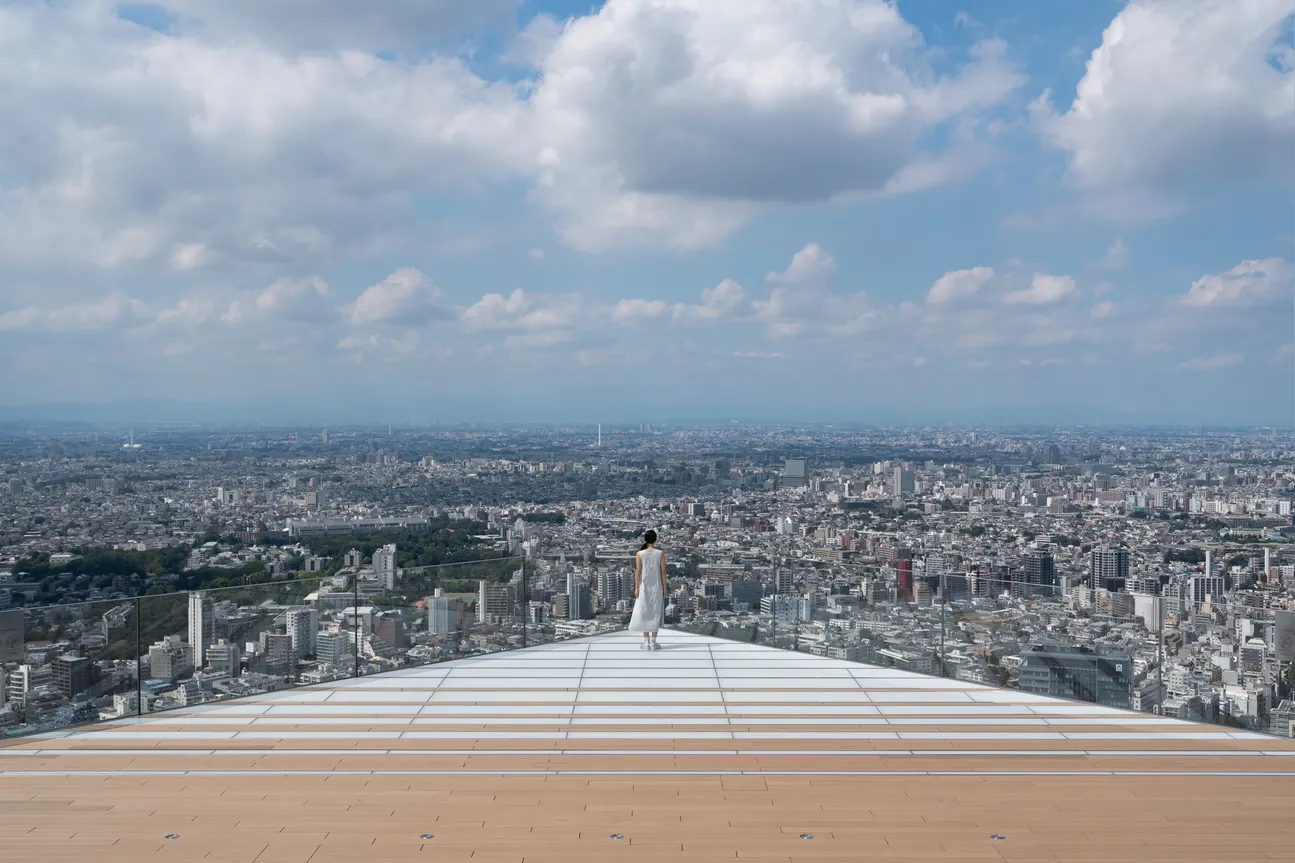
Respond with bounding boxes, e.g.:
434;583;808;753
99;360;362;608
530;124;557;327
3;631;1293;860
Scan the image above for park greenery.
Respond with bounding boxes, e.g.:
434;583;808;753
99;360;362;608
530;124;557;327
13;519;512;605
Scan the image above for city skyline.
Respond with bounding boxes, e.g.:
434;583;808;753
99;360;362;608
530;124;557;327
4;420;1295;741
0;0;1292;423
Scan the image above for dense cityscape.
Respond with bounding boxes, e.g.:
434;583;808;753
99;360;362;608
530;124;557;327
1;422;1293;740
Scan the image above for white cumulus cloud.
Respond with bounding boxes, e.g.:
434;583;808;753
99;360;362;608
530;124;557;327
350;269;448;326
527;0;1025;249
1004;274;1077;305
1036;0;1294;192
222;276;332;325
1181;258;1291;308
927;266;995;305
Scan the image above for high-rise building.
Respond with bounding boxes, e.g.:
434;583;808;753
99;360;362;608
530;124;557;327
188;591;212;668
478;580;513;624
760;594;801;624
286;607;319;658
260;632;294;669
374;612;406;650
1090;547;1130;592
596;570;635;607
925;553;945;593
731;579;762;611
897;551;914;602
782;458;808;488
774;569;795;594
343;548;364;569
315;631;348;665
427;588;467;635
1018;551;1057;596
373;544;397;591
51;654;92;699
149;636;193;681
1018;645;1132;709
565;573;593;620
1188;575;1226;605
6;664;48;705
551;593;569;619
892;468;915;497
206;639;241;677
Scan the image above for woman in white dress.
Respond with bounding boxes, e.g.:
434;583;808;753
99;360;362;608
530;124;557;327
629;529;666;650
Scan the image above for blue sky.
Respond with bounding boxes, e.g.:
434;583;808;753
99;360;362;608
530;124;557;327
0;0;1291;425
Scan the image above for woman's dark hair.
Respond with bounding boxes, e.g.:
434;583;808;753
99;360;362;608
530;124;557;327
640;529;657;550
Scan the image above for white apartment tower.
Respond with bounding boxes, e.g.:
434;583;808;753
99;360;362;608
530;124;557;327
596;570;635;606
188;591;213;668
373;544;397;591
286;607;320;658
478;580;512;624
427;588;464;636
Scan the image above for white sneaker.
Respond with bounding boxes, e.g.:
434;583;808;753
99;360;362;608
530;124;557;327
650;641;661;651
640;640;650;650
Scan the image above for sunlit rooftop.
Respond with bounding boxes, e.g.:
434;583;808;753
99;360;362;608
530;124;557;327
3;630;1294;861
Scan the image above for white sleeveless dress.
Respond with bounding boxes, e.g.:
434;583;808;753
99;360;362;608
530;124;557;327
628;548;665;632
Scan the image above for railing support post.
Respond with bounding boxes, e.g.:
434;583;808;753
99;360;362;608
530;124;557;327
939;571;947;678
135;596;142;717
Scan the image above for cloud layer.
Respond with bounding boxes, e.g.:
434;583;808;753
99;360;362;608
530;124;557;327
0;0;1290;422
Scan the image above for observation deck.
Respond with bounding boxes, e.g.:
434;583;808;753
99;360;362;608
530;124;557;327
3;630;1294;861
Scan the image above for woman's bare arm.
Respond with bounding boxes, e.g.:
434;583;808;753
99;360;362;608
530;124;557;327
659;550;667;593
634;551;641;597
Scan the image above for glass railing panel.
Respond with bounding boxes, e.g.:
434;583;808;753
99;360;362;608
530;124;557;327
359;557;526;674
512;556;633;648
1159;596;1290;734
939;576;1080;693
136;575;333;715
0;597;142;739
662;564;1295;739
675;617;759;645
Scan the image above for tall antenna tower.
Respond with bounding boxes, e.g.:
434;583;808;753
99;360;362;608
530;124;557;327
597;424;602;448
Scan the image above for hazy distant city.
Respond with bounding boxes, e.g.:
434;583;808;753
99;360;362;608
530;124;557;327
1;421;1293;739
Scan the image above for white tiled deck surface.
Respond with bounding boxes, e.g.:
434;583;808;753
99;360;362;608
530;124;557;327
3;630;1294;861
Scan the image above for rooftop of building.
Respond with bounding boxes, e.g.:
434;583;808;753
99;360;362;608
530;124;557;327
3;629;1294;861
